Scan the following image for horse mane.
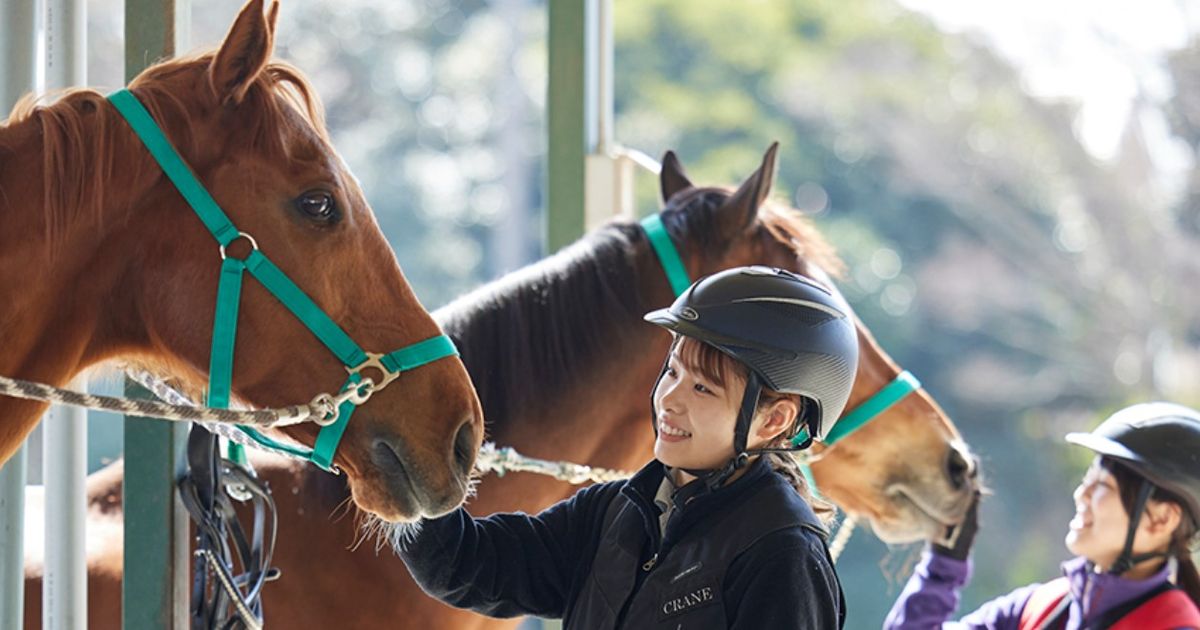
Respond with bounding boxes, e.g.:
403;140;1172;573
436;187;844;436
0;52;327;259
436;223;649;433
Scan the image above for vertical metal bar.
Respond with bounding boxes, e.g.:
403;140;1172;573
590;0;612;156
545;0;590;253
122;2;190;628
42;0;89;624
42;385;88;630
0;0;39;111
0;449;27;630
0;2;39;627
125;0;189;73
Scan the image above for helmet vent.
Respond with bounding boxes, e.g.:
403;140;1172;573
750;301;833;327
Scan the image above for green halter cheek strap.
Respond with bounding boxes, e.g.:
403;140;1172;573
109;88;458;471
638;211;923;492
640;214;692;297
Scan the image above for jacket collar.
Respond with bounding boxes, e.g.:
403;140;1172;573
621;457;776;546
1062;555;1174;625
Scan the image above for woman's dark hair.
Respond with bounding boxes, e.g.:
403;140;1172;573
1101;457;1200;606
673;336;837;527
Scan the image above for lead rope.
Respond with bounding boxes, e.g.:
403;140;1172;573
827;515;856;564
0;373;366;429
130;369;859;566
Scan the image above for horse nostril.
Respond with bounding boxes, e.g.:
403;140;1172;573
452;418;476;479
946;446;975;490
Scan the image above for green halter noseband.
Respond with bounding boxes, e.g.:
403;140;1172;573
109;88;458;471
638;212;921;449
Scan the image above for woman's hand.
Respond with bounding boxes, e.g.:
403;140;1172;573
930;490;981;561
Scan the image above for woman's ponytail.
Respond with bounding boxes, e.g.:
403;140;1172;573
763;450;837;528
1170;517;1200;608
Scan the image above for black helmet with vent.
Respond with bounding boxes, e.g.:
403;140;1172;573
644;266;859;485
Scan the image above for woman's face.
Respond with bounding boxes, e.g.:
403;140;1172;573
652;346;746;471
1066;457;1177;570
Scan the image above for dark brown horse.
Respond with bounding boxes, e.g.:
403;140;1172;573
0;0;482;522
24;145;977;628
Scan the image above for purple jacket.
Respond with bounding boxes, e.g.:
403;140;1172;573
883;551;1177;630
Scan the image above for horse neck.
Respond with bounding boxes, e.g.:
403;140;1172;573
444;224;678;435
0;104;153;399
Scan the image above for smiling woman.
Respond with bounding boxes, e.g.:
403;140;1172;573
885;403;1200;630
396;265;862;629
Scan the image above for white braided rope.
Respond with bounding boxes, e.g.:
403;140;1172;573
828;515;857;563
125;370;316;464
0;372;361;428
126;372;856;563
474;442;635;485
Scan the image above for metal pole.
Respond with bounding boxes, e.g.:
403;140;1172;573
581;0;629;231
545;0;588;253
42;383;88;630
123;1;191;628
0;451;27;630
0;0;39;112
588;0;612;156
41;0;90;624
0;2;39;627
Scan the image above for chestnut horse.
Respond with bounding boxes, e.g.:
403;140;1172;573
24;145;977;628
0;0;482;522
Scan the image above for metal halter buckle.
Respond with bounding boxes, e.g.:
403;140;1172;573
346;352;400;394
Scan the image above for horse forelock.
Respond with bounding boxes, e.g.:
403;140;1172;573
2;51;329;260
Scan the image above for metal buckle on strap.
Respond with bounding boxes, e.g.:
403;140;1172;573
346;352;399;394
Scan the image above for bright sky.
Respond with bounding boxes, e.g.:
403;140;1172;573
898;0;1197;187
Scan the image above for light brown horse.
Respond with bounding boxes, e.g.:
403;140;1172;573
24;145;978;628
0;0;483;523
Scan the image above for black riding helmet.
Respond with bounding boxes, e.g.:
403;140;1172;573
644;266;859;487
1065;402;1200;574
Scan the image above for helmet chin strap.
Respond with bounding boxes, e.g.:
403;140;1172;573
1108;480;1170;575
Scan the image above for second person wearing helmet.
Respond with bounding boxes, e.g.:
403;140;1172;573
885;402;1200;630
396;266;859;629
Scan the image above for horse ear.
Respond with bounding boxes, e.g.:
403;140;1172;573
208;0;278;105
660;150;694;204
721;142;779;234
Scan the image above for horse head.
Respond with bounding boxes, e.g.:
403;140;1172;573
0;0;483;522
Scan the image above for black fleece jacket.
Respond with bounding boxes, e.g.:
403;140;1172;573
397;457;844;629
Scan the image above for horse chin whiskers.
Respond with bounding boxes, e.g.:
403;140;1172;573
384;519;425;555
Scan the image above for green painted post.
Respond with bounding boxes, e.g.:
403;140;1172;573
546;0;588;253
122;1;190;628
123;380;189;630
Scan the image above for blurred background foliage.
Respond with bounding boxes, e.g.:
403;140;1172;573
64;0;1200;626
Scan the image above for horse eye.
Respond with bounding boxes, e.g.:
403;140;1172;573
296;191;337;222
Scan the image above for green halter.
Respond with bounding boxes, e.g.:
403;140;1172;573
109;88;458;471
639;212;921;448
